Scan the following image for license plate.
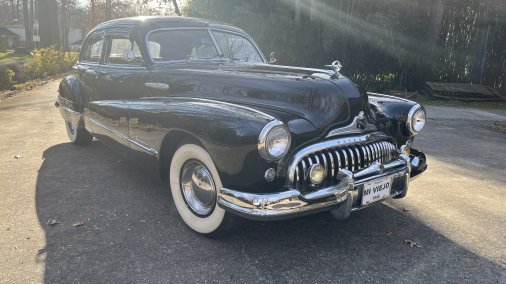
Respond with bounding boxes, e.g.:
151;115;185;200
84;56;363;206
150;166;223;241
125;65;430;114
361;176;393;206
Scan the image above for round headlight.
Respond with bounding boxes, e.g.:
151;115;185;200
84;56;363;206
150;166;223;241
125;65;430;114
258;120;291;160
309;164;326;185
407;105;426;135
266;126;290;158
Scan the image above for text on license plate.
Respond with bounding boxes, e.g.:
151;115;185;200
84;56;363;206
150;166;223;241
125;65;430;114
361;176;393;206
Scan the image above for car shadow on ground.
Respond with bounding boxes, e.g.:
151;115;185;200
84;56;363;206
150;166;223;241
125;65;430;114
35;142;504;283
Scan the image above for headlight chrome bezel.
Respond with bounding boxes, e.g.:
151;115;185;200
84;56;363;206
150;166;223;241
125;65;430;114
258;120;291;160
407;104;426;135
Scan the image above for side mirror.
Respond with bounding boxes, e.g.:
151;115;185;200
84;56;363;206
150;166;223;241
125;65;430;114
269;52;277;64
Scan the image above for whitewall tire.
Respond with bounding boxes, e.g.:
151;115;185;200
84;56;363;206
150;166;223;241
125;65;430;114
65;121;93;145
169;143;234;236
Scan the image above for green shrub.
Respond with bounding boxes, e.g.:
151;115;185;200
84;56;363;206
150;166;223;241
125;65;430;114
24;46;78;79
0;67;16;90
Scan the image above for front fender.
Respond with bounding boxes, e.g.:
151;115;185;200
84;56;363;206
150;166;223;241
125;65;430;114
128;98;282;193
367;92;419;146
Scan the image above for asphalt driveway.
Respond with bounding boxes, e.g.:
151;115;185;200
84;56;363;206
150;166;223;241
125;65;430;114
0;81;505;283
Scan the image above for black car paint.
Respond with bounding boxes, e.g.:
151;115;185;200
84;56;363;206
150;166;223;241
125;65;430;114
58;17;422;194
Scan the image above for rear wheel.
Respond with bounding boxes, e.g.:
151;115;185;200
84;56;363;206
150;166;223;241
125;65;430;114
65;120;93;145
169;143;235;237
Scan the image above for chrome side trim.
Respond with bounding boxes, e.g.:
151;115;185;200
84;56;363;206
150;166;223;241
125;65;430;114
326;111;377;138
145;82;170;91
60;106;82;127
86;116;159;156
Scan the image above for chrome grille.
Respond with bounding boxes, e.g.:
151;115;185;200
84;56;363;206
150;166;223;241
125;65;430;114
293;140;397;190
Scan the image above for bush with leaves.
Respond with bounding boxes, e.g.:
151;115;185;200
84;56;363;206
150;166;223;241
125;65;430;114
24;46;78;79
0;67;16;90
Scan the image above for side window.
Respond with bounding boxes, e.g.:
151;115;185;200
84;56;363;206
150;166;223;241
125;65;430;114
81;35;104;63
105;36;144;66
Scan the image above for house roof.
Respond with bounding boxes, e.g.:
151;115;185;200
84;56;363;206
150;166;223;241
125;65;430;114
0;27;19;38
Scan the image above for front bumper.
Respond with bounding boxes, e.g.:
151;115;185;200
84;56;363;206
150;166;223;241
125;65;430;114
217;150;427;221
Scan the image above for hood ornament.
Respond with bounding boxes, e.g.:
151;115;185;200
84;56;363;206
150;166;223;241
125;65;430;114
325;60;343;77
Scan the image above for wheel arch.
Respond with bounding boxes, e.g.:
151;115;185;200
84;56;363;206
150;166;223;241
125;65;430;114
58;75;84;113
158;129;204;181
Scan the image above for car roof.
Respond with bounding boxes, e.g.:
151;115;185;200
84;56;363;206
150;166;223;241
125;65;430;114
89;16;246;35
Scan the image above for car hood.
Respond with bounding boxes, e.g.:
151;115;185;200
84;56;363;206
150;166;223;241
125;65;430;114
150;63;367;136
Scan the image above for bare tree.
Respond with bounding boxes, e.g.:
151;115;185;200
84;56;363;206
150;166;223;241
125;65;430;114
39;0;60;47
172;0;180;16
105;0;111;20
22;0;31;48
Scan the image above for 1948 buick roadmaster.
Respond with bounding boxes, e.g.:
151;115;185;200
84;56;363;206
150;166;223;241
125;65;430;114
55;16;427;236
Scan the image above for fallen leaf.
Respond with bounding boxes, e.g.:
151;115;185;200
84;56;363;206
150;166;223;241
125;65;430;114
139;220;146;223
396;220;408;226
47;219;60;226
404;239;422;248
72;221;85;227
386;232;393;236
14;154;22;159
37;248;46;254
402;208;411;212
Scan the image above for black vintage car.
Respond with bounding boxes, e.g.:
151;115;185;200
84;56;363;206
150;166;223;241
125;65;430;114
56;16;427;236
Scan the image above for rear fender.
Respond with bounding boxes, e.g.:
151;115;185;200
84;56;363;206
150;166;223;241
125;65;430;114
57;75;85;127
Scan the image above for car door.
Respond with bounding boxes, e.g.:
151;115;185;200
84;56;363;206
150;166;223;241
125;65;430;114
88;33;148;155
76;32;104;116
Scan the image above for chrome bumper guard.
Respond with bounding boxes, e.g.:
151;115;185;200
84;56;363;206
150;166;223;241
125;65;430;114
218;153;425;220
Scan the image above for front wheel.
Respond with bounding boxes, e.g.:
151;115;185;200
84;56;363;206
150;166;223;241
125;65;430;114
169;143;235;237
65;120;93;145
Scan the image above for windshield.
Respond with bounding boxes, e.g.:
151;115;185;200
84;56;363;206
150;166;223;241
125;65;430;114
212;30;264;63
147;29;264;63
147;30;219;62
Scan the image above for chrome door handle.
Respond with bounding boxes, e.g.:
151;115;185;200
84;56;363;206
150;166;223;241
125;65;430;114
145;82;170;91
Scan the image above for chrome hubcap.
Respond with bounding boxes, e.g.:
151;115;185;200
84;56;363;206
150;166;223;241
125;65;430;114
180;160;216;216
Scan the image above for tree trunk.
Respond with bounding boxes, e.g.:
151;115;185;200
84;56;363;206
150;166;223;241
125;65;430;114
61;0;69;49
429;0;445;44
22;0;31;49
105;0;111;20
29;0;33;48
39;0;60;47
172;0;181;16
471;2;490;84
90;0;95;28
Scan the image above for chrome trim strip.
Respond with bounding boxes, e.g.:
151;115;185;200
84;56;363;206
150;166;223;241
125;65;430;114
87;116;159;156
145;82;170;91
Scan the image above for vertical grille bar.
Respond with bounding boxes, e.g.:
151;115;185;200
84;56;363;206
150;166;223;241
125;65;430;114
293;140;398;190
353;146;362;170
326;150;335;179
